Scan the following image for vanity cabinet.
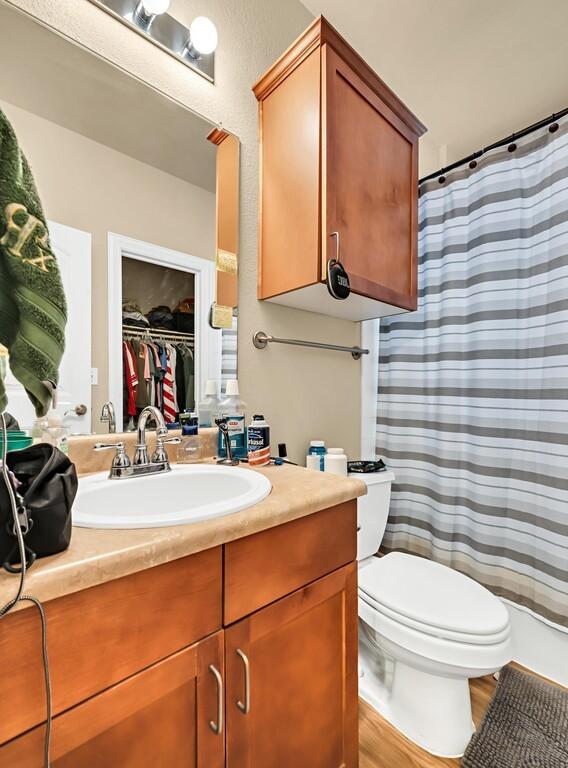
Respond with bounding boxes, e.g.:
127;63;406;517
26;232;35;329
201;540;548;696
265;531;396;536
253;16;427;321
0;632;225;768
0;546;223;745
0;502;358;767
225;564;358;768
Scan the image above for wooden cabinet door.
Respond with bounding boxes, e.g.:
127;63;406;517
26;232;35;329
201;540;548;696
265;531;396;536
323;44;419;311
225;563;358;768
0;632;225;768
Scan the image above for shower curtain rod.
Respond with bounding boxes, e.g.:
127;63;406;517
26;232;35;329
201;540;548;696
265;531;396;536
419;106;568;185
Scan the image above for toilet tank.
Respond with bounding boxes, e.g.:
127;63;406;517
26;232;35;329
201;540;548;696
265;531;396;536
350;470;395;561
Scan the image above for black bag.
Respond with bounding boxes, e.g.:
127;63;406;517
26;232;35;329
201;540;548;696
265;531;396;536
0;444;77;573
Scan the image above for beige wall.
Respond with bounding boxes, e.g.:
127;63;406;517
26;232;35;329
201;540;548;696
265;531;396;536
0;97;215;426
7;0;363;463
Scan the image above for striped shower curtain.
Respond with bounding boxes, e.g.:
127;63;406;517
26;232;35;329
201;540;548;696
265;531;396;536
221;315;238;385
377;117;568;628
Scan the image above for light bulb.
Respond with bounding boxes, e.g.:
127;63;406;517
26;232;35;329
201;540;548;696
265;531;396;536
141;0;170;15
189;16;218;55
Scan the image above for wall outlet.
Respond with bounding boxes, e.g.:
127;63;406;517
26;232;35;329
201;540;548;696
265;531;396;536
90;368;98;385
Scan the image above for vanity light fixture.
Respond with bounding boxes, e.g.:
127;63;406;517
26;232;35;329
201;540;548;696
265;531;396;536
139;0;170;14
132;0;170;30
88;0;216;82
184;16;218;58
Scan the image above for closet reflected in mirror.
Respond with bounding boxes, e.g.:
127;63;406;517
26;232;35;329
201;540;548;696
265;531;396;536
0;3;239;435
121;258;198;432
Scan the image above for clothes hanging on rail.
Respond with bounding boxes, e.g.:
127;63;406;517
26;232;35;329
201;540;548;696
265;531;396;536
123;341;138;418
162;346;177;424
133;341;150;410
121;334;194;429
179;346;195;412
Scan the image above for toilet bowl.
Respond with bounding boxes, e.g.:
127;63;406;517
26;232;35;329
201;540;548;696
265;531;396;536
353;471;512;758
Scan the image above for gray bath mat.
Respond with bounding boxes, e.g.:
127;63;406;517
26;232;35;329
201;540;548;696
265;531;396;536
462;665;568;768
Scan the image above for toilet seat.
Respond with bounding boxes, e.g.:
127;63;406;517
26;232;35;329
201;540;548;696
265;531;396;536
358;552;510;646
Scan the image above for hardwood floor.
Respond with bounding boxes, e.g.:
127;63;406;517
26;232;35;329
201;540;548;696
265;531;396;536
359;664;564;767
358;674;498;768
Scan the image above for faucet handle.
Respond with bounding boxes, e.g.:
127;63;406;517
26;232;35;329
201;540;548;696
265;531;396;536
94;441;125;452
94;442;132;477
151;436;181;464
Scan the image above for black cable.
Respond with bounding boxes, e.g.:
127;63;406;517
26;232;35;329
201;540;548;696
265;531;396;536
0;412;52;767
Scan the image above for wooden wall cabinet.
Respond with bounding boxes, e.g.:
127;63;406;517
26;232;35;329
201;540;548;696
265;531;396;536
207;128;240;321
0;504;358;767
253;16;427;321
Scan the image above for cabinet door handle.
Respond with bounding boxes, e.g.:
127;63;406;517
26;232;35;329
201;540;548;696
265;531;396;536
208;664;223;735
330;230;340;263
236;648;250;714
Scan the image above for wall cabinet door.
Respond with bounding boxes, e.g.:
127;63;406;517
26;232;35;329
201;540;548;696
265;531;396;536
323;45;419;312
254;16;425;320
0;632;225;768
225;563;358;768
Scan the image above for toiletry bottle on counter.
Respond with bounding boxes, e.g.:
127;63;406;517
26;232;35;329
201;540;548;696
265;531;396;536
217;379;247;459
324;447;348;476
307;440;326;471
41;412;69;455
198;380;219;428
179;411;198;435
31;415;48;444
247;414;270;466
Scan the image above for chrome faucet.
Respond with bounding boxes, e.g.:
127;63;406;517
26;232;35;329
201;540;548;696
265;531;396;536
100;401;116;433
134;406;167;465
95;406;180;479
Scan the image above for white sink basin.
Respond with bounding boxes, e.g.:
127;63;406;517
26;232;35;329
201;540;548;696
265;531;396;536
73;464;272;529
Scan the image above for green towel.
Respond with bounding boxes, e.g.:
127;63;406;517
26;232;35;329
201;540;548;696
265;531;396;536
0;108;66;417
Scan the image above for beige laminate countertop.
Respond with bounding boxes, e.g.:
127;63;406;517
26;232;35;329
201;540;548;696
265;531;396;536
0;463;366;611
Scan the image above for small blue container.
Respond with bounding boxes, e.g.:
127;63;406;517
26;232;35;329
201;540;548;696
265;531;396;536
308;441;326;471
179;411;198;436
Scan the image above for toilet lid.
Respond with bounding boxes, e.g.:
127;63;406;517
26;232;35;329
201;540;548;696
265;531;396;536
358;553;510;640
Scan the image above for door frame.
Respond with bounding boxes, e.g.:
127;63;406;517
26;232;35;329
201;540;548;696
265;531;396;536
108;232;220;430
2;220;92;433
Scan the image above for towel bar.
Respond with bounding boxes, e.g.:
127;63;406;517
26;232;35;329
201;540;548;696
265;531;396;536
253;331;369;360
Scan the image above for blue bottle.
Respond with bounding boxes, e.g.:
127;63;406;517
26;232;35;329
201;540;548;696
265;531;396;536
308;440;327;472
217;379;247;460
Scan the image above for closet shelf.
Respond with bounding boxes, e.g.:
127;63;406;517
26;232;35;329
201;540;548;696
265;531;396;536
122;323;195;344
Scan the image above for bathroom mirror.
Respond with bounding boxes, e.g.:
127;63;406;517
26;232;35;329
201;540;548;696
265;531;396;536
0;3;239;434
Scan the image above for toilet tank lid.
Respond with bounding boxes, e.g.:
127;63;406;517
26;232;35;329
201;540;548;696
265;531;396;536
348;470;395;485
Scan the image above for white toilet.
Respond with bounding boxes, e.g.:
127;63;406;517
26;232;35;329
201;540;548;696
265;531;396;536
354;471;512;758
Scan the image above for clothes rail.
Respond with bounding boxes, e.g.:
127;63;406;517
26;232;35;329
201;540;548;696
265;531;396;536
122;324;195;343
253;330;369;360
419;106;568;184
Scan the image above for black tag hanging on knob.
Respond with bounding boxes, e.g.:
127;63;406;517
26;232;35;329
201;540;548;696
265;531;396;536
326;258;351;300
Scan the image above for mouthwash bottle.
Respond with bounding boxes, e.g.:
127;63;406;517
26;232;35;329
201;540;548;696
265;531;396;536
198;379;220;428
217;380;247;460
